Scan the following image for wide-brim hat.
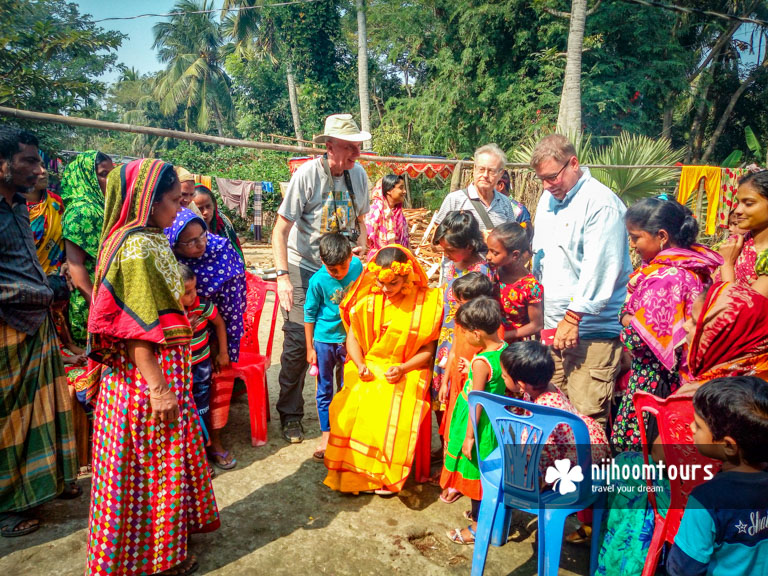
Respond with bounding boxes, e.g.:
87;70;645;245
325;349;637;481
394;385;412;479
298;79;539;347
314;113;371;144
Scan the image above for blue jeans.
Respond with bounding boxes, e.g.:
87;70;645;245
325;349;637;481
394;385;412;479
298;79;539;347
315;341;346;432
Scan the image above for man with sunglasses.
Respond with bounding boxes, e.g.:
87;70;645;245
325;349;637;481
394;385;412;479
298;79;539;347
530;134;631;427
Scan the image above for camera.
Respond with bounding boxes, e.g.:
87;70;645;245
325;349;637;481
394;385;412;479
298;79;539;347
340;228;360;244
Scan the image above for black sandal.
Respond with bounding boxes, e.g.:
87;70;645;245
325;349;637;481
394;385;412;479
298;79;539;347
0;513;40;538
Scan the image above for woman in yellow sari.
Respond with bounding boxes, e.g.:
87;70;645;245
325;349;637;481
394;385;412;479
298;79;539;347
324;245;443;494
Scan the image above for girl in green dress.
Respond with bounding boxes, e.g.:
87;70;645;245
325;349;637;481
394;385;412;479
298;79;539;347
442;296;509;545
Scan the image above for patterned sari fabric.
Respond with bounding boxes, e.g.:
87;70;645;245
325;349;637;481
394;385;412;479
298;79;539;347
195;184;244;262
26;190;65;275
613;245;722;451
0;316;78;513
324;245;442;493
364;179;409;254
85;159;219;576
60;150;105;345
685;281;768;383
165;209;246;362
431;260;492;411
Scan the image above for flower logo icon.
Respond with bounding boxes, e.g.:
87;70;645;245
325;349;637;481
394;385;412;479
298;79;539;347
545;458;583;495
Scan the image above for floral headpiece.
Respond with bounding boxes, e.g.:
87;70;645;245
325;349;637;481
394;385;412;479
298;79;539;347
368;260;414;294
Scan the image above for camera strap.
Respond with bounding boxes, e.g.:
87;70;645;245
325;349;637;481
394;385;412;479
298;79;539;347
322;155;359;234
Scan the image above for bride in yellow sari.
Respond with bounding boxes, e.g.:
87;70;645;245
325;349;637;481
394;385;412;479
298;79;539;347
324;245;443;494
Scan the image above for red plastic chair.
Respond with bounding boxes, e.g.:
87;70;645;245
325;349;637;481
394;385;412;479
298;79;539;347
214;272;279;446
633;391;721;576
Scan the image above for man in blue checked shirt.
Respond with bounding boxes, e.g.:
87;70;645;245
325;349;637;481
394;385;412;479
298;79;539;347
530;134;632;426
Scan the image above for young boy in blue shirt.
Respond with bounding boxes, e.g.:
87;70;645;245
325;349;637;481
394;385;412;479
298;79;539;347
667;375;768;576
304;233;363;463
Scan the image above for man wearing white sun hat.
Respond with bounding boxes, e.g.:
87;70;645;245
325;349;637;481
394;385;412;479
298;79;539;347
272;113;371;444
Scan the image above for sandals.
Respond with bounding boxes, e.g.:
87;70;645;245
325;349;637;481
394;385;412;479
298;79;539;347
208;450;237;470
446;524;476;545
565;524;592;545
155;555;198;576
462;509;475;521
57;482;82;500
439;488;462;504
312;449;326;463
0;513;40;538
374;489;396;496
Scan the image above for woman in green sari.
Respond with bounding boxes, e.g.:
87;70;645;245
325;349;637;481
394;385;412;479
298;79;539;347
60;150;114;346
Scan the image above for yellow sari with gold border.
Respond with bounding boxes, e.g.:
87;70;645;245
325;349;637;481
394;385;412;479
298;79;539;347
323;245;442;493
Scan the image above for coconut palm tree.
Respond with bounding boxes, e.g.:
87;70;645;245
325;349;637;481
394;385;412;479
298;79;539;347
152;0;233;136
221;0;304;141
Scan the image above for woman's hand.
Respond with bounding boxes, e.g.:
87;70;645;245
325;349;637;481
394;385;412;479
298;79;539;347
438;381;449;405
719;234;744;267
189;314;204;331
457;357;470;375
63;353;87;366
384;365;404;383
620;313;633;327
461;436;475;460
150;387;180;424
358;364;374;381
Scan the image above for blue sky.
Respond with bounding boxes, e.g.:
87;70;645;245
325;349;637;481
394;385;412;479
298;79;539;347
75;0;223;83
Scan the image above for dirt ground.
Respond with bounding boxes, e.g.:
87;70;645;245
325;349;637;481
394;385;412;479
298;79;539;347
1;244;591;576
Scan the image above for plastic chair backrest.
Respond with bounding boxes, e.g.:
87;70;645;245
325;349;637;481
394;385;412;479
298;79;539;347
633;392;721;533
240;272;279;360
468;391;598;510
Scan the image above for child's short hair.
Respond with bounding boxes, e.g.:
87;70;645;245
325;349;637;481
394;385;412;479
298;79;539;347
501;341;554;389
454;295;502;334
693;376;768;465
452;272;494;301
178;263;196;283
319;233;352;266
488;222;530;254
374;245;408;267
432;210;485;254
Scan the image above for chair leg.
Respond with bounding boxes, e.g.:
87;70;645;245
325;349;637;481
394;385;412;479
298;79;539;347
539;508;570;576
490;506;512;547
641;517;667;576
589;499;606;576
264;375;271;422
245;373;268;446
471;493;500;576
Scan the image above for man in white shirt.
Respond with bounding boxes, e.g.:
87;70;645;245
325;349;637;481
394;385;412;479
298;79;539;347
272;114;370;443
531;134;632;425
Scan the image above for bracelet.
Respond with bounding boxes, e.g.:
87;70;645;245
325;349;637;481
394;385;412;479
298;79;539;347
150;388;173;399
565;310;582;323
563;317;579;327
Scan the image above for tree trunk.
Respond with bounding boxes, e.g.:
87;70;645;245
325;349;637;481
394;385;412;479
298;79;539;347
556;0;588;135
662;105;673;139
356;0;371;149
286;61;303;142
701;66;765;163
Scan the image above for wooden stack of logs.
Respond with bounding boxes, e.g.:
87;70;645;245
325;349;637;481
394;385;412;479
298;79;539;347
403;208;443;280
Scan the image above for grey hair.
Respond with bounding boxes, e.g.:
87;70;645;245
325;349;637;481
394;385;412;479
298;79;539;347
474;143;507;169
530;134;577;167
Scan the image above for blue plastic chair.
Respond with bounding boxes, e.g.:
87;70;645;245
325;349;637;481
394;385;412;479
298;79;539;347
467;390;606;576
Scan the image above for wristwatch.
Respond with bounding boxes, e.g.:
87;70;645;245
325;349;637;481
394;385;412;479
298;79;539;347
275;269;290;277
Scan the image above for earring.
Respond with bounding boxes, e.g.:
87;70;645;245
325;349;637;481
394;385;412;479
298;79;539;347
151;206;155;216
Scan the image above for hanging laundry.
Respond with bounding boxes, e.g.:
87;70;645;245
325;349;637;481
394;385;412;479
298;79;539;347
717;168;745;228
677;166;721;235
194;174;212;190
257;182;273;228
215;178;257;219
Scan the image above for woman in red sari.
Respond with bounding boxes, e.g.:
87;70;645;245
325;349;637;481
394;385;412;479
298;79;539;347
85;159;219;576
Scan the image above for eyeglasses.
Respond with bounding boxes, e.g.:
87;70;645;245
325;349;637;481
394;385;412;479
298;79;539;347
536;159;572;183
474;165;501;176
177;229;207;248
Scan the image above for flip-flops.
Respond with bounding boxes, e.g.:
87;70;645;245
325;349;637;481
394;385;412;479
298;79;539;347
565;524;592;545
208;450;237;470
0;513;40;538
57;482;82;500
156;555;199;576
462;509;475;521
312;449;325;463
439;488;462;504
446;524;476;545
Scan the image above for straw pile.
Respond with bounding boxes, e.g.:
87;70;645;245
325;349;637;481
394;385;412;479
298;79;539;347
404;208;442;280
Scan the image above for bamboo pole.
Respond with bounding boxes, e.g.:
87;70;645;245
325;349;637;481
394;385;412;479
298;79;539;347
0;106;688;171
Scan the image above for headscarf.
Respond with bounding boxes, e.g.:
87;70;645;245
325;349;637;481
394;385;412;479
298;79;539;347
60;150;106;259
624;244;722;371
686;281;768;382
26;190;65;274
165;208;246;361
195;184;244;262
81;159;192;405
364;178;409;255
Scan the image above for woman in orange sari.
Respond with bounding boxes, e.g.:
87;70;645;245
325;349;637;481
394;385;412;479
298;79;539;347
323;245;442;494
